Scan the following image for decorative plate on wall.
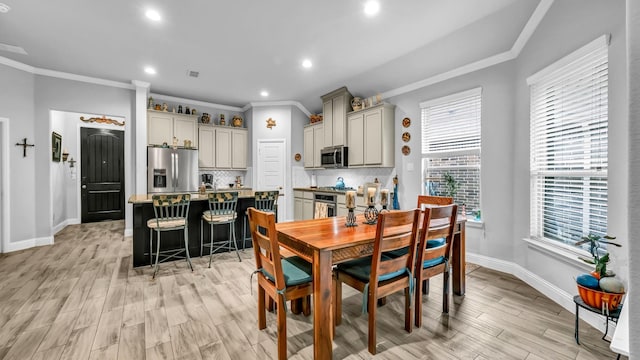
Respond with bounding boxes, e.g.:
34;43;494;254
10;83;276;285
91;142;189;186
401;145;411;156
402;117;411;128
402;132;411;142
294;153;301;161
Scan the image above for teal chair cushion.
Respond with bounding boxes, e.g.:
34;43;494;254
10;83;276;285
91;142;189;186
386;237;446;258
336;255;407;283
423;256;445;269
261;256;313;287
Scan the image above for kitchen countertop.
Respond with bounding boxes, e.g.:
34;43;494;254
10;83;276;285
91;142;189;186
128;188;257;204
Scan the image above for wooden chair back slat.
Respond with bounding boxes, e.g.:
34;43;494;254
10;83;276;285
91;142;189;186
416;195;453;209
247;207;285;288
370;209;421;286
417;205;457;264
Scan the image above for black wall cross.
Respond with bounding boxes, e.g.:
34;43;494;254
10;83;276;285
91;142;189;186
15;138;35;157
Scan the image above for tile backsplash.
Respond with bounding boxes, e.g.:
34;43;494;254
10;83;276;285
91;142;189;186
293;166;397;191
198;169;247;188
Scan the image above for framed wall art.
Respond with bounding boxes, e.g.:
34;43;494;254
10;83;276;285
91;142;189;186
52;131;62;162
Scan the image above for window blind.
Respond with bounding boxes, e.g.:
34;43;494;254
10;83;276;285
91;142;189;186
421;88;481;155
529;36;608;244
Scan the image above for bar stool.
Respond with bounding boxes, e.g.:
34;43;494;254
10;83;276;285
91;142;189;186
147;194;193;279
242;190;278;250
201;191;240;265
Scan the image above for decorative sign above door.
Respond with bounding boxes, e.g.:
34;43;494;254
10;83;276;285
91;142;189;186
80;115;125;126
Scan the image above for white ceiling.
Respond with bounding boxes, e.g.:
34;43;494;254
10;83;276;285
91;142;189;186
0;0;540;113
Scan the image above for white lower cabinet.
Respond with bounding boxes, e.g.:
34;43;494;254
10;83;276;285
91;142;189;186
294;190;315;220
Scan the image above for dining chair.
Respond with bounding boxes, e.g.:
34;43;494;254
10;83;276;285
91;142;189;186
247;207;313;360
201;191;240;266
242;190;279;249
333;209;421;355
416;195;453;294
147;193;193;279
414;204;457;327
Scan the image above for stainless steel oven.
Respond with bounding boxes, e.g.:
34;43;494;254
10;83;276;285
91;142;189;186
313;192;337;218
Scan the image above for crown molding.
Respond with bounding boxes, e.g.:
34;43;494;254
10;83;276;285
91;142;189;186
0;55;35;73
381;0;554;100
243;101;312;117
149;92;244;112
33;68;135;89
131;80;150;89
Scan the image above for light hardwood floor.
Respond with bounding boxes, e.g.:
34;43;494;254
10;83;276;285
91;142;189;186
0;220;625;359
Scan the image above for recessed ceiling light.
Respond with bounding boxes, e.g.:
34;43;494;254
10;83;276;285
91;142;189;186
144;67;157;75
260;91;269;97
145;9;161;22
302;59;313;69
0;3;10;13
364;1;380;16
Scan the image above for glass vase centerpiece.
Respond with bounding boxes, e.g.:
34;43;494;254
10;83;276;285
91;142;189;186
363;184;380;225
345;190;357;227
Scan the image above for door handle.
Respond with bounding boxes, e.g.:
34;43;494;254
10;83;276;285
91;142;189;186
174;153;179;188
82;185;87;189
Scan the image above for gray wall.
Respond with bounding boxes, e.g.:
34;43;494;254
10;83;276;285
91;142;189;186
627;0;639;356
0;64;36;246
512;0;628;291
33;76;135;238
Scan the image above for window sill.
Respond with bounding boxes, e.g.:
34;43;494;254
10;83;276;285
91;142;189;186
522;237;593;271
466;219;484;229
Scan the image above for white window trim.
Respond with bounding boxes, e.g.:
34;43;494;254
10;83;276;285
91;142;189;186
528;34;609;252
419;87;482;108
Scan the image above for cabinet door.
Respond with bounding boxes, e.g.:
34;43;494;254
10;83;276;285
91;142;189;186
313;125;324;167
294;198;303;221
336;206;348;217
303;126;314;168
347;113;364;166
302;199;314;220
148;112;173;145
364;109;383;165
231;129;247;169
198;127;215;168
215;128;232;168
332;95;345;146
174;116;197;148
322;100;333;147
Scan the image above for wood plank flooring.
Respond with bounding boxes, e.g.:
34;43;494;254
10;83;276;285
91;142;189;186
0;220;625;359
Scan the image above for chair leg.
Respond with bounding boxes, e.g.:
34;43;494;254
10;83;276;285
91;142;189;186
208;224;214;268
149;228;153;266
258;285;266;330
231;221;241;262
302;295;311;317
367;291;377;355
267;296;275;312
443;269;450;314
291;299;301;315
422;279;430;294
404;286;413;333
333;273;342;326
153;232;161;279
200;218;203;258
242;215;247;251
415;272;423;328
276;295;288;360
184;227;193;272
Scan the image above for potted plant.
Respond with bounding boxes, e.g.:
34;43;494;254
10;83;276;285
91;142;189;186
574;234;625;310
443;172;458;199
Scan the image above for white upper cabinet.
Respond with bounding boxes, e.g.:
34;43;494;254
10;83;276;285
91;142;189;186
321;87;352;147
198;126;215;168
231;129;247;169
197;126;247;170
304;123;323;168
147;110;198;148
347;103;395;167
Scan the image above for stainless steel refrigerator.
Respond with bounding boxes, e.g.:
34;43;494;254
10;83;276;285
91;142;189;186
148;147;199;193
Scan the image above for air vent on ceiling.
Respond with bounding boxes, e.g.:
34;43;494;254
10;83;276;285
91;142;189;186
0;42;27;55
188;70;199;78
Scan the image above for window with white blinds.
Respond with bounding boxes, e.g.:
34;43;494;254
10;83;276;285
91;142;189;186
421;88;482;211
528;35;608;246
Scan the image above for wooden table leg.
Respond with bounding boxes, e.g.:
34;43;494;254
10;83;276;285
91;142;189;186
313;249;333;360
452;222;466;296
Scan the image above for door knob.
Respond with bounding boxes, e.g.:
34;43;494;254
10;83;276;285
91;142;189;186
82;185;87;189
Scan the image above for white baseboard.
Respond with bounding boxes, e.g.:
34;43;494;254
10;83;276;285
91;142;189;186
467;252;612;334
5;236;54;252
52;218;81;235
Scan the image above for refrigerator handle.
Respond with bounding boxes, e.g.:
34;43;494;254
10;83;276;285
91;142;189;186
175;152;179;188
171;152;176;188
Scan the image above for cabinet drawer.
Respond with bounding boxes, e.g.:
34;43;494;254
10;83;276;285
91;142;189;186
294;190;304;198
337;194;346;204
303;191;314;200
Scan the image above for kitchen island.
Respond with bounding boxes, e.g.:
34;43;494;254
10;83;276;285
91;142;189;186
128;190;263;267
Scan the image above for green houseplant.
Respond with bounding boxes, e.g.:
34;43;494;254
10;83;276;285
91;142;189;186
443;172;458;199
575;233;621;278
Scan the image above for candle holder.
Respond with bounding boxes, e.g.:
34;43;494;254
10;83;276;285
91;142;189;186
363;205;379;225
345;208;358;227
380;204;388;213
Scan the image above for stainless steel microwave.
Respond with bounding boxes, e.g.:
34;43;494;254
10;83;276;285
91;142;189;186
320;146;348;168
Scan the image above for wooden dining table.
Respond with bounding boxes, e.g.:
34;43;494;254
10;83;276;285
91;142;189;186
276;213;466;360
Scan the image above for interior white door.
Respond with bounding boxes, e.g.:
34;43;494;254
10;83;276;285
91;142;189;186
0;122;3;252
256;139;286;221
